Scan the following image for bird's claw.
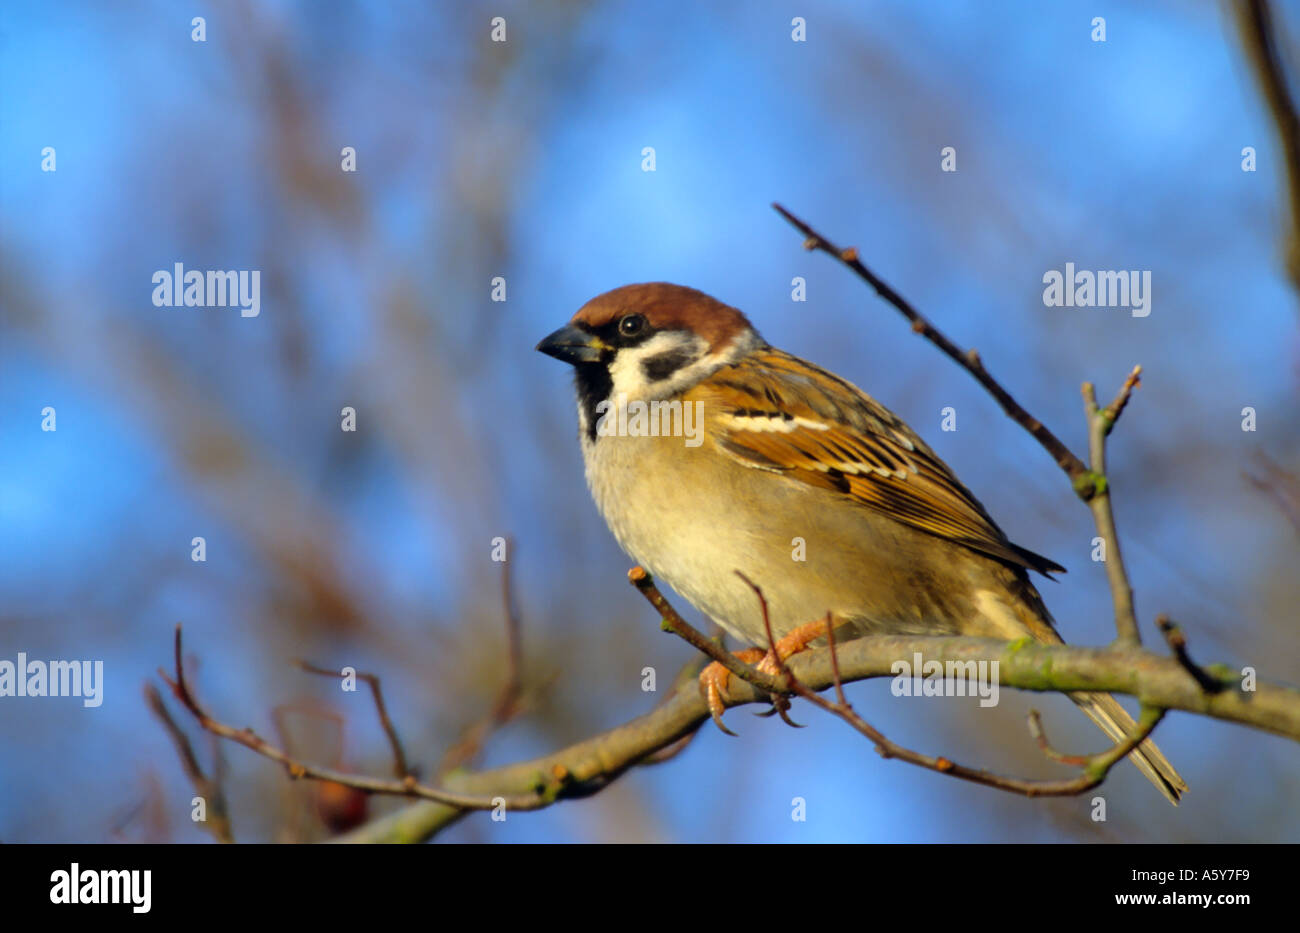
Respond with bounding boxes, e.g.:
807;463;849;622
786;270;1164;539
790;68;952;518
698;618;836;733
699;650;765;735
769;693;804;728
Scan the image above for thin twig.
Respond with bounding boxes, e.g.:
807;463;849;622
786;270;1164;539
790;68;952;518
823;610;848;707
1027;710;1091;767
438;543;529;775
1244;451;1300;537
296;661;412;779
494;540;524;721
731;570;803;727
1100;365;1142;433
1083;374;1142;646
143;682;235;843
1157;614;1230;694
161;626;545;812
627;566;784;695
772;202;1093;494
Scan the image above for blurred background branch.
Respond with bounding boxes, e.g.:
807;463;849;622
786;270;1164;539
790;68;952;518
1236;0;1300;305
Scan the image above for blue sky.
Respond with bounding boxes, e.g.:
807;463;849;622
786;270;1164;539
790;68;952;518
2;0;1298;842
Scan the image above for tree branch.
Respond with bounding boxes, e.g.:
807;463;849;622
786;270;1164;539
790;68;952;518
160;626;546;813
295;661;413;779
332;629;1298;843
143;682;235;843
772;202;1093;493
740;574;1167;798
1082;371;1143;645
1157;613;1230;695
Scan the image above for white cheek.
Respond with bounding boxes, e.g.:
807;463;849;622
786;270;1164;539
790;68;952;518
606;332;706;399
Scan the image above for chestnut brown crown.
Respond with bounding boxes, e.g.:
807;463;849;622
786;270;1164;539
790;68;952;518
570;283;758;352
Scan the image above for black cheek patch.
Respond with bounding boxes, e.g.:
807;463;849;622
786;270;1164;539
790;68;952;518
640;347;696;383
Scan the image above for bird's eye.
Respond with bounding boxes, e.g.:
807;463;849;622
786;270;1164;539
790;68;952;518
618;314;646;338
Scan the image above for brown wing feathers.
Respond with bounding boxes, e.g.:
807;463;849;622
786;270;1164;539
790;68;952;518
694;349;1065;577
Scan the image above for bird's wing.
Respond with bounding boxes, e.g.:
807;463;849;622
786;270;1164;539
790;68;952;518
689;347;1065;575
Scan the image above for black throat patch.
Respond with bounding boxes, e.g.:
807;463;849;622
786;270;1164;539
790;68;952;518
573;363;613;443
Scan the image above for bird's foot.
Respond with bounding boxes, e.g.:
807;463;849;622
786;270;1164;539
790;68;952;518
699;649;766;736
700;616;836;733
755;616;835;678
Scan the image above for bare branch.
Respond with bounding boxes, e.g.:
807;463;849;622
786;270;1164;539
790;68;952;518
1082;371;1143;646
161;626;545;813
772;202;1093;493
296;661;412;779
1100;364;1142;432
327;625;1298;843
438;543;528;775
736;574;1166;798
1027;710;1091;767
628;565;784;695
1157;613;1231;695
143;682;235;843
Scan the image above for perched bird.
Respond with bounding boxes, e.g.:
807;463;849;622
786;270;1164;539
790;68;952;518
537;282;1186;804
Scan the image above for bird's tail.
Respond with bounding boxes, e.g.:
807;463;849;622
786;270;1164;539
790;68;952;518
1069;690;1187;805
1006;575;1187;805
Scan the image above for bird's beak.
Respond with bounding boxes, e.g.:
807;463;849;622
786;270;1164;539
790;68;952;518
536;325;606;364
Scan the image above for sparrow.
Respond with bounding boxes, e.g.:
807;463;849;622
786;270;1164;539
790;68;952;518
537;282;1186;804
